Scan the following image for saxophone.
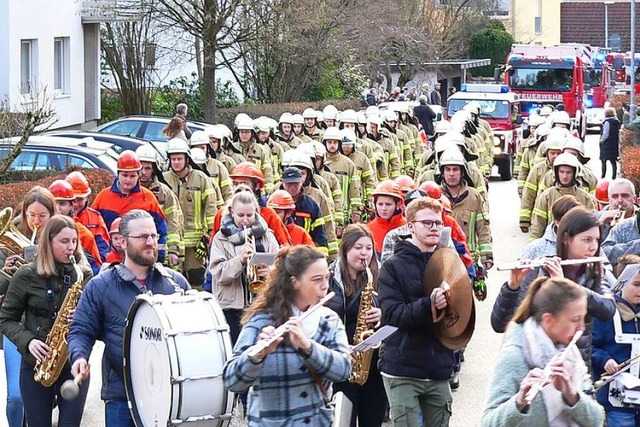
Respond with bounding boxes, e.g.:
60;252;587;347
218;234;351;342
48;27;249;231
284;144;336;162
348;260;377;386
34;255;85;387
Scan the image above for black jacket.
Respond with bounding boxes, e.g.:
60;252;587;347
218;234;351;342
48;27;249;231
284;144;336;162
0;261;92;366
491;267;616;364
413;105;436;136
378;240;454;380
600;117;620;160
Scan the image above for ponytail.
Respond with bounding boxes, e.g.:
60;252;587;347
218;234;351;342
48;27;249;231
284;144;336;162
512;277;584;324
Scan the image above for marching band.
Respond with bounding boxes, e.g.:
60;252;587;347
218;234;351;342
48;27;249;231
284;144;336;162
0;101;638;427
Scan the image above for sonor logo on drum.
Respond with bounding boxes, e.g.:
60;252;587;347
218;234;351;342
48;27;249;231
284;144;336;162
140;326;163;341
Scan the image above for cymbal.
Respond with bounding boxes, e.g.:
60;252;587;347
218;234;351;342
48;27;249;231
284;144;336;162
424;248;475;350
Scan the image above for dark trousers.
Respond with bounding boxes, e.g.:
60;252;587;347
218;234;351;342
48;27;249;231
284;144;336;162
223;308;243;345
105;400;135;427
602;159;617;179
20;360;89;427
333;352;387;427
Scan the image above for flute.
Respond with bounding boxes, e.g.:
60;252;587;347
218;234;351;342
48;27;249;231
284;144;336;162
247;291;335;358
525;329;583;405
497;256;607;271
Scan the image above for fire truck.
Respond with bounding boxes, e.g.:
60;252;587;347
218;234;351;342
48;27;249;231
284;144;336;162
446;84;522;181
584;49;614;129
505;44;591;139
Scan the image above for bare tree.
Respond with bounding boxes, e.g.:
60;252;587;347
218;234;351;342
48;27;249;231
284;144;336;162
153;0;252;122
0;89;57;177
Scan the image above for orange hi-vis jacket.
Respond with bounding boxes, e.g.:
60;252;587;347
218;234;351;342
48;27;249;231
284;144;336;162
367;213;407;256
77;221;102;275
92;179;168;262
74;205;110;261
286;221;314;246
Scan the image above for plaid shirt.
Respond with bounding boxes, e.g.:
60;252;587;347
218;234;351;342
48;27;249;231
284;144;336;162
223;307;351;426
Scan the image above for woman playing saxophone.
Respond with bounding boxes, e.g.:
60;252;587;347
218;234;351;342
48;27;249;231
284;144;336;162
327;224;385;427
0;215;92;427
0;186;56;427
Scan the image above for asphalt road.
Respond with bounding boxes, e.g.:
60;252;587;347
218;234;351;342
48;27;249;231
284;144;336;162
0;132;606;427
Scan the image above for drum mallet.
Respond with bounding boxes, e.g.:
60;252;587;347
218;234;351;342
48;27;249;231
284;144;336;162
60;375;84;401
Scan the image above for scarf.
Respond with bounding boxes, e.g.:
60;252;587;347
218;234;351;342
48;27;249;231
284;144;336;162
522;318;588;427
617;299;640;322
220;213;268;247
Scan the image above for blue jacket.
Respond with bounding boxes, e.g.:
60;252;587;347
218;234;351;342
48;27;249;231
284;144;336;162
378;240;454;380
592;294;640;413
67;263;189;401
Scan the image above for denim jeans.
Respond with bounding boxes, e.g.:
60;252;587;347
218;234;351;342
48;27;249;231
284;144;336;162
3;336;23;427
607;409;640;427
19;360;89;427
105;400;135;427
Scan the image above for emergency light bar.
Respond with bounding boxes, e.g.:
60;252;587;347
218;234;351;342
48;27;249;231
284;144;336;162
460;84;509;93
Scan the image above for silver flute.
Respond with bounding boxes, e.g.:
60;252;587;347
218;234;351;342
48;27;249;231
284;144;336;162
247;291;335;358
497;256;607;271
525;329;583;405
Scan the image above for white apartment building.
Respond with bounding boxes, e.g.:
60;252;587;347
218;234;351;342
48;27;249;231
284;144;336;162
0;0;140;130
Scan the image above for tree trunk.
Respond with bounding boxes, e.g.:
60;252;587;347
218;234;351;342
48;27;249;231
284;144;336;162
203;41;216;123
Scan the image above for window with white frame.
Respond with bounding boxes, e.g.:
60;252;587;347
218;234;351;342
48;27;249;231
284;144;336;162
534;0;542;34
21;39;38;94
54;37;70;94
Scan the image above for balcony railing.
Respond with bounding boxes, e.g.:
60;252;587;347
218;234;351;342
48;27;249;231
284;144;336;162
80;0;144;23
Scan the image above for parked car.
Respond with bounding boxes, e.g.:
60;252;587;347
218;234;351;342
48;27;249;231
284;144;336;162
46;131;165;158
0;136;119;175
94;115;211;154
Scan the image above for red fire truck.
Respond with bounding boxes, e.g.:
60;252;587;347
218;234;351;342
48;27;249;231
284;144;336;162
505;44;591;138
584;48;614;129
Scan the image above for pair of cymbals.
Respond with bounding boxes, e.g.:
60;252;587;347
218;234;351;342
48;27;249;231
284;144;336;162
424;248;475;350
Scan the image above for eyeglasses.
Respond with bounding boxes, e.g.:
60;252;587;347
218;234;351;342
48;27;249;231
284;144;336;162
127;233;159;242
412;220;444;229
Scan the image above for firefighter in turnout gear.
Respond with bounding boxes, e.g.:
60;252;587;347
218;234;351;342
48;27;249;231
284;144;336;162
530;153;597;239
302;108;324;141
341;128;378;211
417;120;452;173
292;114;314;143
340;109;380;175
517;122;550;196
191;147;225;209
367;115;402;179
255;117;285;185
464;101;495;175
266;190;314;246
322;104;339;128
308;141;345;227
281;167;328;254
537;136;598;195
235;115;274;192
397;103;423;169
190;130;234;201
136;144;185;267
383;110;414;176
416;132;488;204
323;127;364;223
207;124;239;174
163;138;218;287
285;150;339;259
514;114;545;178
278;113;304;149
439;147;493;269
519;129;566;233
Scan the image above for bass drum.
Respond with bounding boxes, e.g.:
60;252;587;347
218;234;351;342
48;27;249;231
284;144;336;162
124;290;234;426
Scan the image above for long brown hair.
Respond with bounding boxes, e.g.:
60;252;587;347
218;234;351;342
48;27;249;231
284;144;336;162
163;117;185;139
36;215;88;277
556;206;601;282
512;277;585;324
338;224;379;298
17;186;56;238
241;245;325;326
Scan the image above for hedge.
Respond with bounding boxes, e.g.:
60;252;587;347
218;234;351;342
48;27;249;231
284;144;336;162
215;99;364;128
0;168;114;211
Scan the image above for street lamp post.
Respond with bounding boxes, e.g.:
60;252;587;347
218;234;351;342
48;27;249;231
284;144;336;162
632;0;636;119
605;1;614;48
